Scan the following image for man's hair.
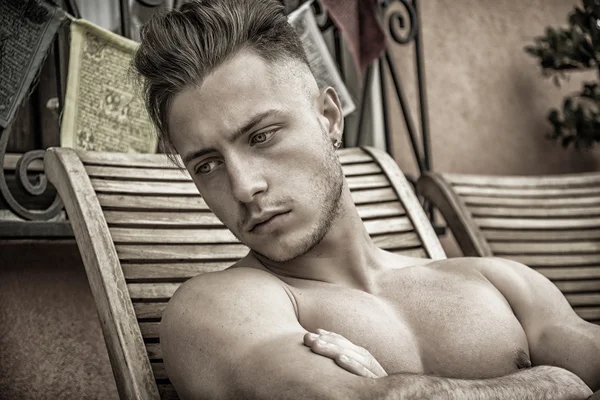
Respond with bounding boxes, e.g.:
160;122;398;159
133;0;309;160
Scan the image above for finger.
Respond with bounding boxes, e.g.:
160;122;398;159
309;338;365;362
316;329;370;358
366;358;388;378
335;354;378;378
312;340;376;378
304;331;388;377
313;330;388;377
303;332;319;347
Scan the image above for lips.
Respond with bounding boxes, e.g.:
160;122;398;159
247;210;290;233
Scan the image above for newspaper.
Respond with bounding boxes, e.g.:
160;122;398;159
288;1;356;117
60;19;157;153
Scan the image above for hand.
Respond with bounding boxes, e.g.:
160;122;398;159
303;328;387;378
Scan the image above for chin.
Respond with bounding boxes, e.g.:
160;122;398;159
252;229;325;263
251;240;302;263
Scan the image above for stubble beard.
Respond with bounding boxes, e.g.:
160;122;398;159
254;147;345;263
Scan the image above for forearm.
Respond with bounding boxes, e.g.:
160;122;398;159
352;366;592;400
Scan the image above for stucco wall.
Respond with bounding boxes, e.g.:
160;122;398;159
387;0;600;179
0;242;118;399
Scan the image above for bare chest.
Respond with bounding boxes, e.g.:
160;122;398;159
287;266;530;379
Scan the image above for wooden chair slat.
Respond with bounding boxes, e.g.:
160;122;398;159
123;262;230;280
469;206;600;218
342;162;382;176
115;220;414;254
363;217;415;235
129;283;182;300
140;322;161;339
462;195;600;208
371;232;421;249
87;161;381;180
116;244;249;261
391;247;428;258
357;202;406;219
337;148;373;164
157;383;179;400
99;192;402;215
110;203;405;244
507;254;600;267
81;151;177;168
121;236;422;280
351;188;398;204
104;211;223;227
483;229;600;242
535;266;600;280
565;293;600;306
474;217;600;230
91;174;389;194
152;363;167;380
491;241;600;255
345;174;390;190
574;307;600;321
133;302;167;320
554;280;600;293
80;147;371;168
111;227;239;244
92;179;199;195
445;172;600;188
98;194;210;211
87;165;192;181
453;185;600;198
146;343;162;360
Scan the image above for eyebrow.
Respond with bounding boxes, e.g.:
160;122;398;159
182;108;285;164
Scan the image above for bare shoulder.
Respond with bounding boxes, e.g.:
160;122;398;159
161;264;296;336
423;256;577;321
160;266;299;399
430;256;547;290
166;264;290;310
417;256;525;279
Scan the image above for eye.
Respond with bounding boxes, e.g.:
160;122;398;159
249;129;277;146
195;159;222;175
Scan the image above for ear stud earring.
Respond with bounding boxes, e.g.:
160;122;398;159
333;140;341;149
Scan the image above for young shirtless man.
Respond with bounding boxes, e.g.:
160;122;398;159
133;1;600;398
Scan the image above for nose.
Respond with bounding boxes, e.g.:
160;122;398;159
226;155;267;204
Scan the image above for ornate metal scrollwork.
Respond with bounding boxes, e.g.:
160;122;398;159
379;0;430;175
0;126;63;221
387;0;418;45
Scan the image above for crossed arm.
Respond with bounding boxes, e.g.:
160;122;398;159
160;260;600;399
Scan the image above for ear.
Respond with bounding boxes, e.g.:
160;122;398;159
318;87;344;144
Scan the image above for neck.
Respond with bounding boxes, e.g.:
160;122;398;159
251;191;385;292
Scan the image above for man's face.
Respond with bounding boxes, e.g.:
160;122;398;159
168;50;344;262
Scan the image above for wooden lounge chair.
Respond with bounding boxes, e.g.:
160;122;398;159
44;146;446;400
417;171;600;326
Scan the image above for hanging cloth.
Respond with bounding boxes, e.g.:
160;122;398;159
320;0;386;71
0;0;66;128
